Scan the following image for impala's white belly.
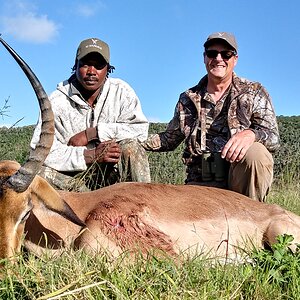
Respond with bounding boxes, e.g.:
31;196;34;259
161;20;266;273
157;218;264;258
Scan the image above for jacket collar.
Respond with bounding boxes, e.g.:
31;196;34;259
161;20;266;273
186;72;250;109
56;77;109;107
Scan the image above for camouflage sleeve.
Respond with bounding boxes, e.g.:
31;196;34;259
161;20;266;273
250;85;280;152
142;103;185;152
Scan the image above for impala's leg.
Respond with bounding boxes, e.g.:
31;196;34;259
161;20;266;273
74;220;123;257
264;211;300;251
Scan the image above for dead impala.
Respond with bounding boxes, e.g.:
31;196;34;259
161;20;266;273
1;38;300;263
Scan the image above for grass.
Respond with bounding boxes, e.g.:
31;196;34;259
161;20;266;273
2;241;300;299
268;182;300;215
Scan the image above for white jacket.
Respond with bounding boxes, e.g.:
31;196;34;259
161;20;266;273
31;77;149;171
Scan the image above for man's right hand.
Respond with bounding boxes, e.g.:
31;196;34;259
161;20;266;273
221;129;256;163
68;127;98;147
68;130;88;146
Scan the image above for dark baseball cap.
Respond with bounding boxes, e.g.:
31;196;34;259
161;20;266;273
76;38;110;63
204;32;238;52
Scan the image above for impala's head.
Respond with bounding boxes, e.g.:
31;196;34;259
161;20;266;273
0;37;84;261
0;161;31;258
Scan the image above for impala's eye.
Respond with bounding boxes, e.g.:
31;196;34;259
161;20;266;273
21;210;31;223
20;200;33;223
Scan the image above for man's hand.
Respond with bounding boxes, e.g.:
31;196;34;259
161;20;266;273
68;130;88;146
221;129;256;163
68;127;98;147
95;140;121;163
84;140;121;165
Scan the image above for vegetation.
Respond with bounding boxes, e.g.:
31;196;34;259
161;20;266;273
1;116;299;185
0;116;299;299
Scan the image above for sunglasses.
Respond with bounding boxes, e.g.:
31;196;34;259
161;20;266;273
205;50;236;59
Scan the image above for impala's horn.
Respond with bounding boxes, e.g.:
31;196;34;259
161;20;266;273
0;37;54;193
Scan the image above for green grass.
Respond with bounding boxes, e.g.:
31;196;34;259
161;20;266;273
2;241;300;299
0;118;299;299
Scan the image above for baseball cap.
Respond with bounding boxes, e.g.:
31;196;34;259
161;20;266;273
204;32;238;52
76;38;110;63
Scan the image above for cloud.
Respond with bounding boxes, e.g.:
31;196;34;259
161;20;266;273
75;1;106;17
0;0;59;43
1;14;58;43
76;5;97;17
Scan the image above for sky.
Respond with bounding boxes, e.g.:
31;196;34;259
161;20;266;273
0;0;299;127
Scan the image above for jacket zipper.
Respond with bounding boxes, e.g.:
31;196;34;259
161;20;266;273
90;107;95;126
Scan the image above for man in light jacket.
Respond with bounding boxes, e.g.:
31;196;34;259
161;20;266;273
31;37;150;190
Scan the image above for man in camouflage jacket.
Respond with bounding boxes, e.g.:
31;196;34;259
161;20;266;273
143;32;279;201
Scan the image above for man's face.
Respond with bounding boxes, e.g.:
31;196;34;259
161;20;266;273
76;52;108;92
204;41;238;81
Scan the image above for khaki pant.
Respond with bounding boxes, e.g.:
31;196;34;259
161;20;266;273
186;142;274;202
38;139;151;191
228;142;274;202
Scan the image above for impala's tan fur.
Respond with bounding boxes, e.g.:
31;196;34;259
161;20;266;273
22;178;300;260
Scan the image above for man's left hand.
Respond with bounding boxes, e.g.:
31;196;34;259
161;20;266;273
221;129;256;163
68;130;88;146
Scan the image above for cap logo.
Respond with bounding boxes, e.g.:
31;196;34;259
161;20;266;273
85;39;102;51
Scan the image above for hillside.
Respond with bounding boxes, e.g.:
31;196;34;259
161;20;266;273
0;116;299;184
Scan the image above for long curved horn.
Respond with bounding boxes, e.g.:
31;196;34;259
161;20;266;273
0;37;54;193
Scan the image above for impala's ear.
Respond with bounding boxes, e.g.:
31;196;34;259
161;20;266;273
30;175;86;227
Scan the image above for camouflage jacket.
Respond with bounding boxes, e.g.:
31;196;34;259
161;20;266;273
143;73;280;161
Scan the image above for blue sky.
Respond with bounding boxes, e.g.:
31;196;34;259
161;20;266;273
0;0;299;127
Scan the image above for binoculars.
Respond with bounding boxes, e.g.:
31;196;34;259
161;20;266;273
201;152;227;182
